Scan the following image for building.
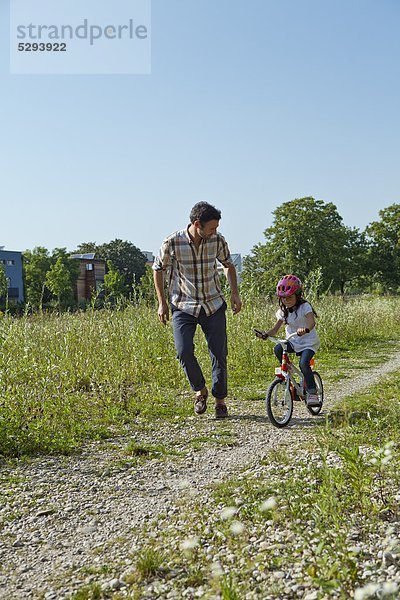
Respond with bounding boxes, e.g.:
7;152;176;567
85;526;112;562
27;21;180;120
230;254;242;280
0;246;24;303
217;253;243;283
70;253;106;302
142;251;155;266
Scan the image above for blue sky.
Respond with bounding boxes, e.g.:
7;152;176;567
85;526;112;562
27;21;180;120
1;0;399;258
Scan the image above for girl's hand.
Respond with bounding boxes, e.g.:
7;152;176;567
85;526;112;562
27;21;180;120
297;327;310;336
254;329;268;340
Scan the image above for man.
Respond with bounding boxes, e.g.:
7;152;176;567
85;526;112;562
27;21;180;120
153;202;242;419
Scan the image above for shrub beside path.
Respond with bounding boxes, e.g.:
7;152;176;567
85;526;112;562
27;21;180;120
1;351;400;599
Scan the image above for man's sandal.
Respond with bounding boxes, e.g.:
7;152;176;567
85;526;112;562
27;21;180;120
194;390;208;415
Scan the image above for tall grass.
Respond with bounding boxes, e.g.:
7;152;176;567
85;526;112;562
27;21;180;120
0;308;183;455
0;296;399;456
226;295;400;386
316;295;398;349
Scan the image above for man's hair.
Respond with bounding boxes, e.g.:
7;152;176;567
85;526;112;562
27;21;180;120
190;202;221;225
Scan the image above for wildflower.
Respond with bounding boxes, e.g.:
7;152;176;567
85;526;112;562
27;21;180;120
370;441;395;467
385;525;395;536
210;561;224;578
354;588;364;600
181;536;199;551
230;520;245;536
381;581;398;596
259;496;277;512
220;506;237;520
354;583;380;600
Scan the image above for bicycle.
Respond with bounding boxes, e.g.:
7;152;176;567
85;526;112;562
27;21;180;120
254;330;324;428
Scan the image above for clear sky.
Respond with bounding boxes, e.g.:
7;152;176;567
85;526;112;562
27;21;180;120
1;0;399;258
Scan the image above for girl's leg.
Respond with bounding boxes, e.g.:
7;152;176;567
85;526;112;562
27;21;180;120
299;349;316;393
274;342;295;362
274;343;283;362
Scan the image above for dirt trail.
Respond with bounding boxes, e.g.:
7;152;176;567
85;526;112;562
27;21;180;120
1;351;400;598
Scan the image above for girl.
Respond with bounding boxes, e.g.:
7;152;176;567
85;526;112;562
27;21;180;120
260;274;320;407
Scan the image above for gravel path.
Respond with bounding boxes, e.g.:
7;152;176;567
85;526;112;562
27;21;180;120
1;351;400;599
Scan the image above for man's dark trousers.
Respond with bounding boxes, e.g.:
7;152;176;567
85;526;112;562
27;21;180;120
172;303;227;399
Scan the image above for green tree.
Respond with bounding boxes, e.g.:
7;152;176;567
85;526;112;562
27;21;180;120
0;263;8;309
23;247;52;309
366;203;400;293
52;248;80;299
74;242;98;254
75;239;147;298
23;247;79;310
99;239;147;296
338;227;370;293
242;197;361;295
104;260;125;301
138;264;158;305
45;257;72;307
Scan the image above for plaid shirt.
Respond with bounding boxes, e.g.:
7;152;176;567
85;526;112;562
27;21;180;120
153;226;233;317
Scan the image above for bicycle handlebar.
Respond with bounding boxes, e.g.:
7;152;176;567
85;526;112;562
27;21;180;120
266;332;299;344
254;329;300;343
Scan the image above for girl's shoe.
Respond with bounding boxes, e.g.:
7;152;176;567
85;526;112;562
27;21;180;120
306;392;320;407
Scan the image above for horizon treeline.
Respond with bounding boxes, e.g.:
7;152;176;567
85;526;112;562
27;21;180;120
242;197;399;297
1;198;399;312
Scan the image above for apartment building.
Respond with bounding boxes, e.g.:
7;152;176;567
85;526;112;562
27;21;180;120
0;246;24;303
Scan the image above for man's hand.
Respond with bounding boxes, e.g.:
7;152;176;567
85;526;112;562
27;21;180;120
230;292;242;315
158;302;169;325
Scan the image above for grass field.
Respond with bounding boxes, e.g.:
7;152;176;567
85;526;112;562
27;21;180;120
0;295;399;457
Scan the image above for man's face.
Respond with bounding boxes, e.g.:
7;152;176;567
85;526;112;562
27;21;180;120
196;219;219;239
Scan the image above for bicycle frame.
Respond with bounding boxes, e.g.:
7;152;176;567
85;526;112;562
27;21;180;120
261;332;323;427
269;334;312;400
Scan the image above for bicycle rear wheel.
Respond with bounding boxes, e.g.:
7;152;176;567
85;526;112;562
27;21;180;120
266;378;293;428
306;371;324;416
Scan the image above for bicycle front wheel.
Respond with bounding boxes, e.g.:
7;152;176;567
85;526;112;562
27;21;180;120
306;371;324;416
266;378;293;428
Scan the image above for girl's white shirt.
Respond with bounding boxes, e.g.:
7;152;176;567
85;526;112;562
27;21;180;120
276;302;320;353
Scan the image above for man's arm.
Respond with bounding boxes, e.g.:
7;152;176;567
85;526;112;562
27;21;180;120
153;269;169;325
224;263;242;314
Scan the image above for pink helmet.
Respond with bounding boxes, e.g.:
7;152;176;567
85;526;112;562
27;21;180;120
276;274;302;297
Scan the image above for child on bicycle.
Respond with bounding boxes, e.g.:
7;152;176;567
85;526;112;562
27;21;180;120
258;274;321;407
